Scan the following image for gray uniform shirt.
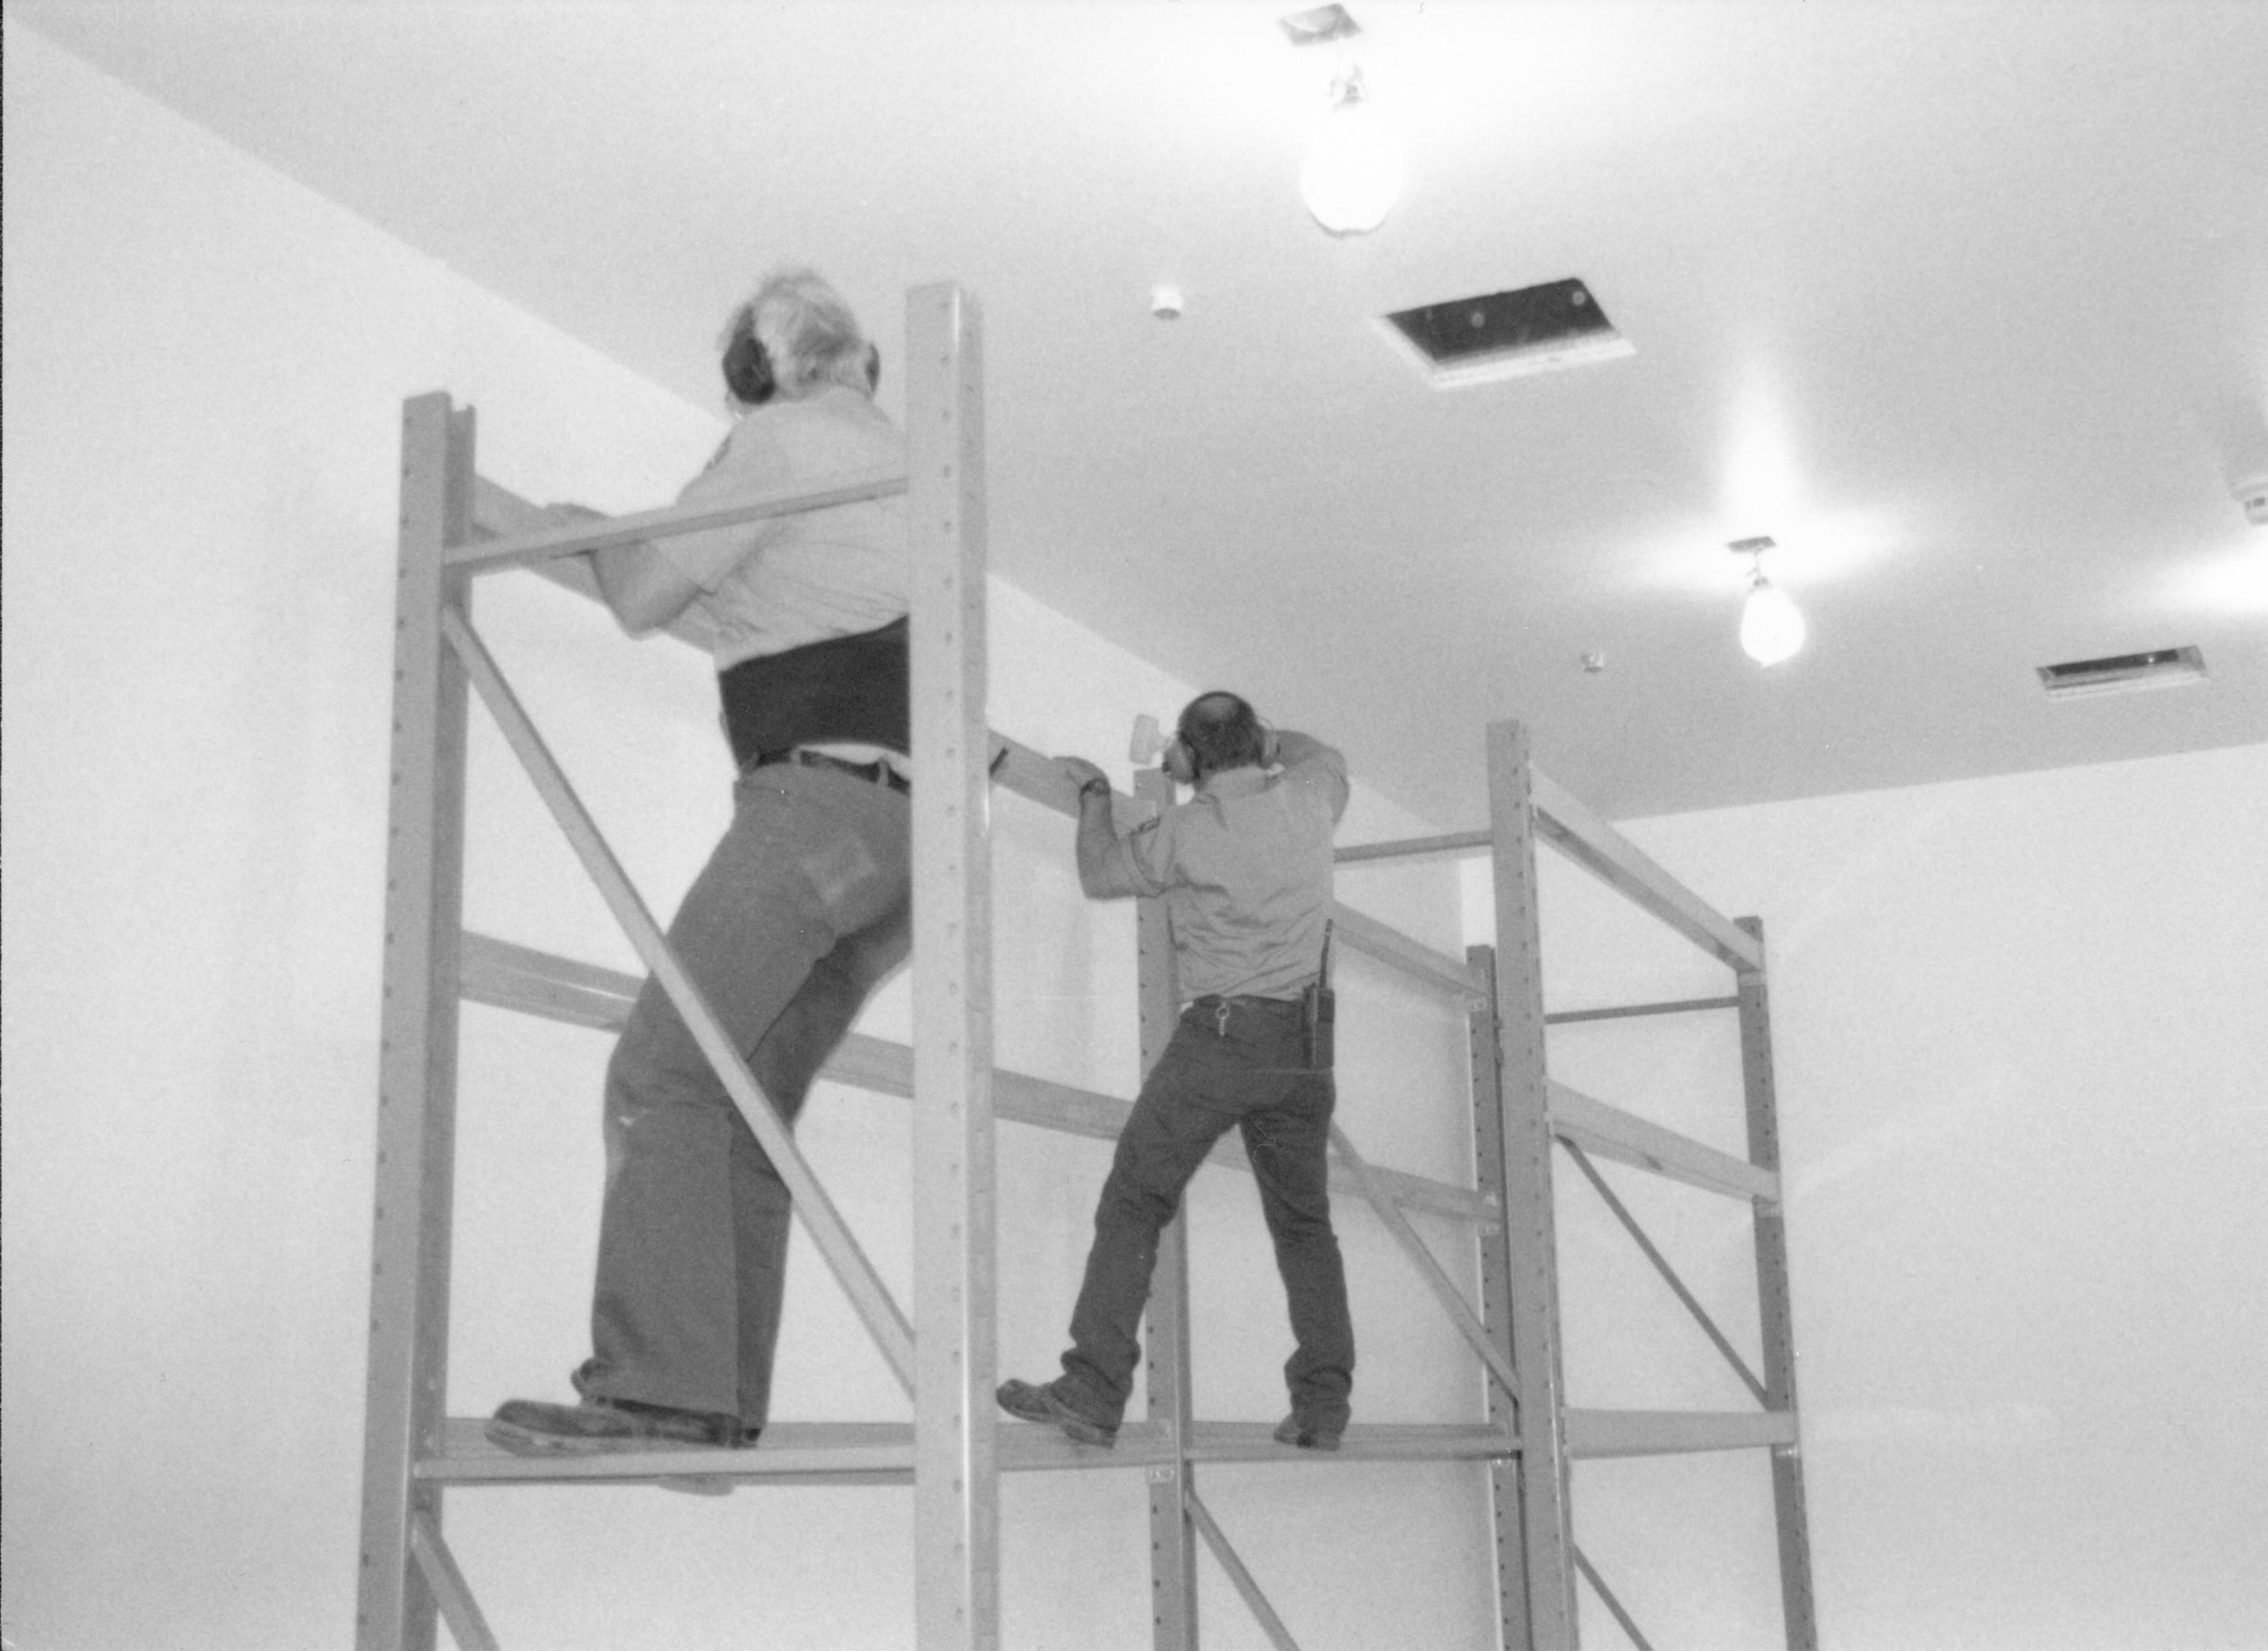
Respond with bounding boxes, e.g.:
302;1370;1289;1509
1117;748;1349;1002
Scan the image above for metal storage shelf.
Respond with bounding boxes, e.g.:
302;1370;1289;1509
358;281;1815;1651
418;1409;1792;1490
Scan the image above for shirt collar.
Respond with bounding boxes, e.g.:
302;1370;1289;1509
1197;766;1269;802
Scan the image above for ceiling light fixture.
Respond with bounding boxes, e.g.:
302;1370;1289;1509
1280;6;1400;237
1731;537;1806;666
1300;66;1402;236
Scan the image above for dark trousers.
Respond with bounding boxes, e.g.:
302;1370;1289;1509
577;761;911;1429
1060;997;1354;1428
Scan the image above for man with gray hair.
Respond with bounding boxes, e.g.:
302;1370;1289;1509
491;268;910;1454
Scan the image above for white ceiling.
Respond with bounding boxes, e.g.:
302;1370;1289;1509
21;0;2268;826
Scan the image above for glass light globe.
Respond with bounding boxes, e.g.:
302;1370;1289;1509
1301;80;1402;236
1740;578;1807;666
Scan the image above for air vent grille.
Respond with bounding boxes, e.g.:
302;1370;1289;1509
1380;278;1633;387
2037;646;2206;699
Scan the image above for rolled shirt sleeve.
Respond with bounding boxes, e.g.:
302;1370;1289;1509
1279;744;1350;825
1118;815;1174;898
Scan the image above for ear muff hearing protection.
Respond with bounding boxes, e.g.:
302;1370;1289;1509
722;324;776;407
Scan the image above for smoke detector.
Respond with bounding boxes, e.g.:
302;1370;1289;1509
2036;646;2207;699
1379;278;1633;387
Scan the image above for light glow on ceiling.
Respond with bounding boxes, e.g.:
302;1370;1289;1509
2150;544;2268;613
1722;368;1803;531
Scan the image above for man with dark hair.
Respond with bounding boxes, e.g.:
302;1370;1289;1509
488;268;909;1455
1174;689;1268;776
999;693;1356;1451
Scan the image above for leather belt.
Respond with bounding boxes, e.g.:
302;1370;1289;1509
1187;993;1303;1036
762;748;910;796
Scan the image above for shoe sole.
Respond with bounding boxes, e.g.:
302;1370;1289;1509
484;1418;728;1457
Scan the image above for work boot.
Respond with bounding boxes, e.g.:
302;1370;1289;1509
1272;1410;1346;1452
996;1377;1117;1448
486;1396;756;1456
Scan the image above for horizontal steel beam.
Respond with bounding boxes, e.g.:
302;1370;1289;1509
1326;775;1761;979
456;466;908;573
1563;1409;1797;1459
423;1418;1520;1486
459;931;639;1033
460;932;1493;1226
985;729;1095;818
471;479;722;653
1546;995;1741;1026
849;1030;1496;1226
1329;905;1485;1002
1527;769;1762;972
1335;829;1492;867
427;1409;1792;1486
1549;1080;1780;1205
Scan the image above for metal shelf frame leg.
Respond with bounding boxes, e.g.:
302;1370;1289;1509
356;393;475;1651
1737;919;1820;1651
906;281;1001;1651
1136;769;1202;1651
1486;722;1580;1649
1468;943;1542;1651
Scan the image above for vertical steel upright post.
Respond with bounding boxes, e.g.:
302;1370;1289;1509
1735;918;1819;1651
1466;944;1539;1651
357;393;475;1651
1135;769;1200;1651
907;283;1000;1651
1485;721;1579;1649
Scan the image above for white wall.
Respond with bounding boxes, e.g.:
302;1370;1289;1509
25;24;2256;1651
2;28;1486;1651
1463;739;2268;1649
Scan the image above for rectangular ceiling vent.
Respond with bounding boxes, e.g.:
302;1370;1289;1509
1379;278;1634;388
2036;645;2207;699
